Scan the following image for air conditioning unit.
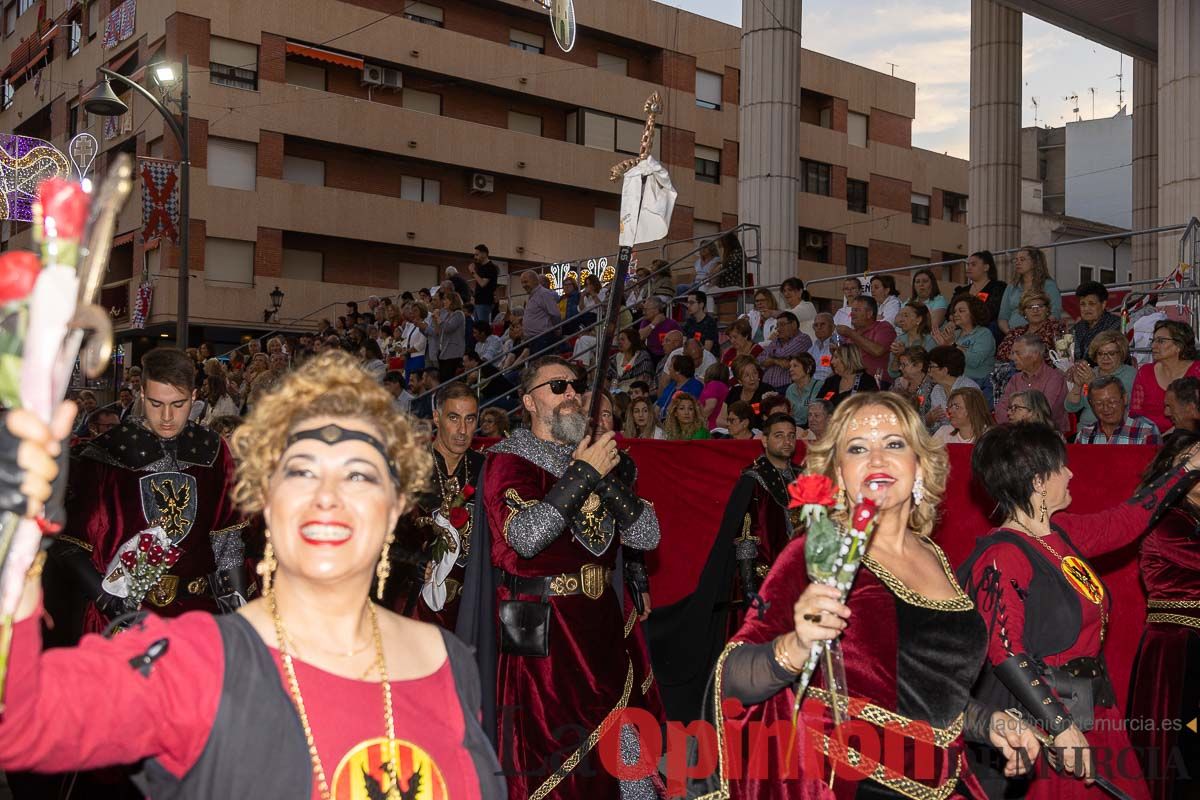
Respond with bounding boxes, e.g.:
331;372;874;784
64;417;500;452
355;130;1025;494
362;63;386;86
470;173;495;194
379;67;403;90
805;233;825;249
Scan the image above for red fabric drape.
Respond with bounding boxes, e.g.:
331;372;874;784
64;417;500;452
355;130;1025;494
614;440;1155;710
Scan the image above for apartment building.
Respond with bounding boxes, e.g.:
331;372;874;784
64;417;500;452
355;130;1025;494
0;0;969;352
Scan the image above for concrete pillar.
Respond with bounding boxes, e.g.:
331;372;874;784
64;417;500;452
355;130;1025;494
738;0;801;288
1132;58;1158;282
968;0;1022;259
1158;0;1200;275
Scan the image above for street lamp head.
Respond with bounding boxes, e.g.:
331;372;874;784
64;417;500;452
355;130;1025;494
82;79;128;117
270;286;284;312
152;61;183;89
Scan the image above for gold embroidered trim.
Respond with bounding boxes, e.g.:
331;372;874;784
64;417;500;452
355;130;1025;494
691;640;745;800
806;687;964;748
56;535;93;553
863;538;973;612
624;609;636;638
502;488;538;544
209;520;249;536
641;668;654;696
528;659;635;800
1147;612;1200;629
1147;598;1200;609
818;731;963;800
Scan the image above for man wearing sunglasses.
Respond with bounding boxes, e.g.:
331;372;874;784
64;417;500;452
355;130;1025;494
465;355;662;800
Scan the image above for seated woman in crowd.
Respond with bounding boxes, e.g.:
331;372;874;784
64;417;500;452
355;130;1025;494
713;400;760;440
894;346;936;421
478;407;511;439
1065;330;1135;429
998;245;1063;333
698;362;732;430
910;267;949;328
745;288;780;344
724;356;771;428
889;302;936;381
995;289;1069;364
637;296;681;366
933;293;996;399
870;274;903;326
1005;389;1056;428
721;318;763;367
664;392;711;440
608;328;654;395
934;386;994;444
1130;319;1200;432
816;343;878;408
784;353;821;427
622;396;666;439
926;344;980;430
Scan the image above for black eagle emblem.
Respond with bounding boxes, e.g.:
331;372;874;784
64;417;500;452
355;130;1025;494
362;761;424;800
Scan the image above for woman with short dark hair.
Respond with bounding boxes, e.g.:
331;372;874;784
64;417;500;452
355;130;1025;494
959;423;1200;800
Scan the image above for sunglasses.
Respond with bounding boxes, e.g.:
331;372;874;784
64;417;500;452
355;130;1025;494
530;377;587;395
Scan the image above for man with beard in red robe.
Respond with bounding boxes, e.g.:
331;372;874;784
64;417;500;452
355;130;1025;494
481;356;662;799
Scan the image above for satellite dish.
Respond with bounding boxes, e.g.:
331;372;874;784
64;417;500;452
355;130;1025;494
549;0;575;53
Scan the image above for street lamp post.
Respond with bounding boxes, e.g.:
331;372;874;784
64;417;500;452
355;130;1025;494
84;56;190;345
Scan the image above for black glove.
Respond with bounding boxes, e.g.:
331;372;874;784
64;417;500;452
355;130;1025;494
0;415;27;518
544;460;603;520
624;552;649;615
209;566;251;613
50;539;139;619
993;653;1074;737
595;476;646;529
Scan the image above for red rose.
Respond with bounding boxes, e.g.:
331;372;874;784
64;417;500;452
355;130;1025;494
850;498;879;532
164;547;182;566
0;250;41;305
449;506;470;529
37;178;89;241
120;551;137;569
462;484;475;499
149;544;164;560
788;474;837;509
137;533;154;552
147;551;163;566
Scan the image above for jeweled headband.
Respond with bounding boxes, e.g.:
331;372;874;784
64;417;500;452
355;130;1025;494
285;424;400;484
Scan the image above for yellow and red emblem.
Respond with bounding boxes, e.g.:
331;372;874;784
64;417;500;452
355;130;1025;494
1060;555;1104;605
330;737;448;800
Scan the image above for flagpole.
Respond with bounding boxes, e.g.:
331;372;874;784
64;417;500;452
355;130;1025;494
176;53;190;347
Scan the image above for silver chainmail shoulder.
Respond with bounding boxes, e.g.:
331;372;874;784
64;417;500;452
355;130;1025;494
488;429;572;558
488;428;574;477
620;498;660;550
618;722;658;800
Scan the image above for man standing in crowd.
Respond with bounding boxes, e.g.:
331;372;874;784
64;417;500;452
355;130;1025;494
48;348;248;644
471;356;661;799
1072;281;1121;360
519;269;562;355
995;335;1069;431
683;289;719;353
835;295;896;383
1076;376;1161;444
470;244;500;326
808;312;837;382
758;312;811;393
1165;377;1200;432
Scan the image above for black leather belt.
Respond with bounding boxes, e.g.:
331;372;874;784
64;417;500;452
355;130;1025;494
498;565;612;600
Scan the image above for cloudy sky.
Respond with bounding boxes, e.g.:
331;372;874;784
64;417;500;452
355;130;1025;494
657;0;1131;159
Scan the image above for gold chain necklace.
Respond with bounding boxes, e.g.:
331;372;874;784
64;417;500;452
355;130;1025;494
435;449;469;514
270;591;397;800
1012;522;1109;645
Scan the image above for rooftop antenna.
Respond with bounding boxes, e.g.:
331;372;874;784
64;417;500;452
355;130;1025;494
1031;96;1040;127
886;62;898;77
1088;87;1097;119
1113;54;1125;109
1064;93;1080;121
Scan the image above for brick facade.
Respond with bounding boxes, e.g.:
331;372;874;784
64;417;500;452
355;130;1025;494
868;108;911;149
831;165;848;201
257;131;283;179
869;173;912;213
255;227;283;277
869;238;911;269
652;50;697;93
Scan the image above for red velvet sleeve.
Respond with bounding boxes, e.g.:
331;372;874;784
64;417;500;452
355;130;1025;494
1054;464;1189;558
966;543;1035;666
208;442;245;535
0;608;223;777
732;535;811;646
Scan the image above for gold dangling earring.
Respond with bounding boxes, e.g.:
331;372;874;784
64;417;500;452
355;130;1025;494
256;532;277;596
1039;489;1048;523
375;531;395;602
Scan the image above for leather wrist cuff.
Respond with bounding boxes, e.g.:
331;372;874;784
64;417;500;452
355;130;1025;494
544;460;603;520
624;559;649;593
0;416;27;518
595;477;645;529
994;653;1073;737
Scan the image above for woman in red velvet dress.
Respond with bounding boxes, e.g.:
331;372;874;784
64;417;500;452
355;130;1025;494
0;352;505;800
959;423;1200;800
1128;431;1200;800
708;393;1040;800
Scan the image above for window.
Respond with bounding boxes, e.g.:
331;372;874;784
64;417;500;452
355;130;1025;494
695;145;721;184
67;19;82;56
203;238;255;284
282;155;325;186
1079;265;1117;286
507;193;541;219
209;37;258;91
282;249;324;281
696;69;723;110
566;110;660;159
615;118;648;155
847;245;868;274
911;193;931;225
800;159;831;196
942;191;967;223
847;179;868;213
87;0;98;39
509;29;544;54
403;2;443;26
798;228;830;263
594;208;619;231
694;219;720;238
17;0;33;15
1;80;12;110
848;112;868;148
402;89;441;115
4;4;14;37
597;52;627;75
68;103;78;138
508;111;542;136
285;60;325;90
400;175;439;204
206;138;257;191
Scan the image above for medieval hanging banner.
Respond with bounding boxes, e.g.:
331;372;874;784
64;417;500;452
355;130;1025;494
139;156;181;244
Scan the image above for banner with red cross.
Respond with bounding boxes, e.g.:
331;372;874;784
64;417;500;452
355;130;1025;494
139;157;180;244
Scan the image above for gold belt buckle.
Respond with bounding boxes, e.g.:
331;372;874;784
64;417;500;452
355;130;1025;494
145;574;179;607
580;564;606;600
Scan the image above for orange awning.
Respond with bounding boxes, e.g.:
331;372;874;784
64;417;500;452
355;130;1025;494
10;45;49;82
112;231;135;248
285;42;363;70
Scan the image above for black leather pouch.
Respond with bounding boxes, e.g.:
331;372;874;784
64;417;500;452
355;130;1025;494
498;598;551;657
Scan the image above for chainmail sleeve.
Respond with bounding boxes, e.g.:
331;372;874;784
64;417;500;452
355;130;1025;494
503;460;604;558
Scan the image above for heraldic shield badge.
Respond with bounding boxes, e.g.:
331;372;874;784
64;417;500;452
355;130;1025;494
140;472;199;544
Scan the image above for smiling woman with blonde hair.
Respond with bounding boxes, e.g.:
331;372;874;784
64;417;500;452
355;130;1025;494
709;392;1040;799
0;351;505;799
